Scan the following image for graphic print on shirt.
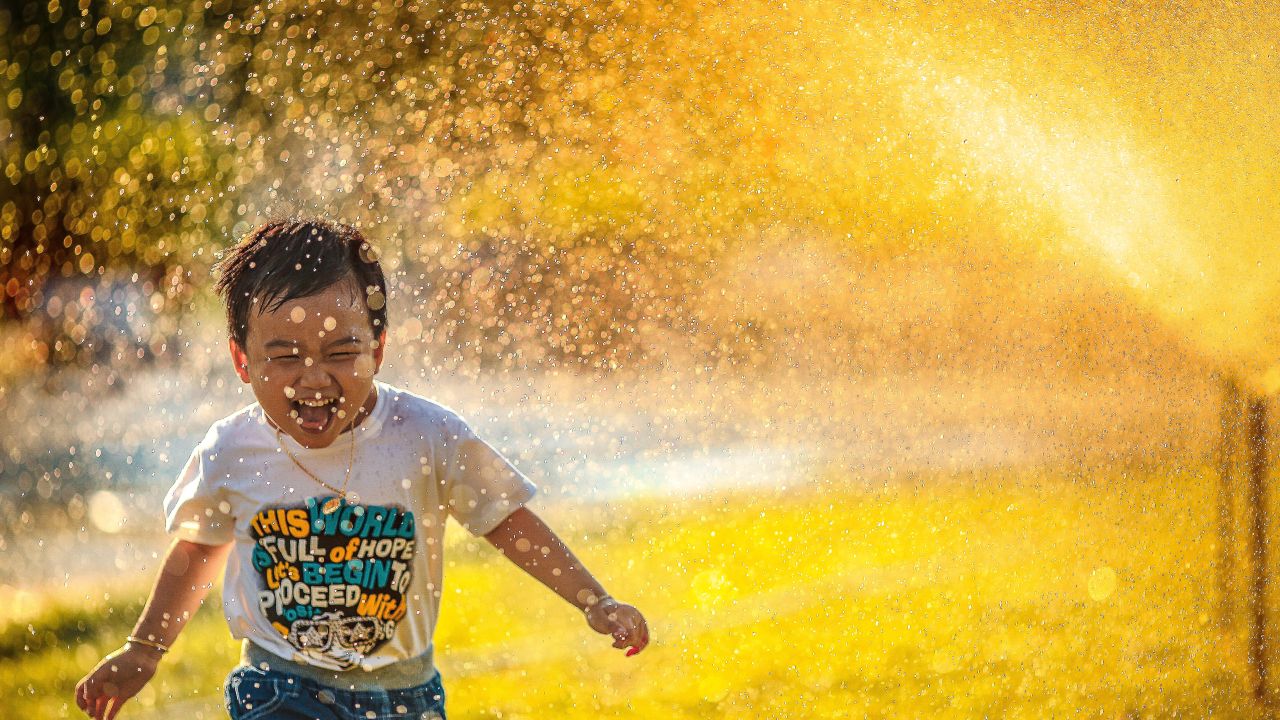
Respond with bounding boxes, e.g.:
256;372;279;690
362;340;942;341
250;498;415;669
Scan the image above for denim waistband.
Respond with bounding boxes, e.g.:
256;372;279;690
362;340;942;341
240;640;437;691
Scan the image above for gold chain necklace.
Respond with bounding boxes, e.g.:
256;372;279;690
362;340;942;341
275;415;358;514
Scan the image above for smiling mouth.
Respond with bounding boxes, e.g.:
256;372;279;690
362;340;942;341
290;396;339;433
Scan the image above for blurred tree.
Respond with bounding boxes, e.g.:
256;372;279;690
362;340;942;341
0;0;225;325
0;0;693;371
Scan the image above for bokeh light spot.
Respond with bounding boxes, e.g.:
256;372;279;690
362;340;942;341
1088;566;1118;601
87;490;127;534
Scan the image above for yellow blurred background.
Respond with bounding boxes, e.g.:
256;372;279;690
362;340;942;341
3;0;1278;717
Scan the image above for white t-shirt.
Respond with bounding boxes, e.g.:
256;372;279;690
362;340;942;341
163;379;536;673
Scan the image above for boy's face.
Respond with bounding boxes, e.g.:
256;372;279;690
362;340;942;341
229;280;386;449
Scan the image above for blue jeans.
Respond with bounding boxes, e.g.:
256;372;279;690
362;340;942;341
225;665;446;720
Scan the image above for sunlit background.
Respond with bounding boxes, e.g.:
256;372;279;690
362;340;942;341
3;0;1279;717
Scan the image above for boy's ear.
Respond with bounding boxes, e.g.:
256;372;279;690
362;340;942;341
229;338;252;383
373;330;387;372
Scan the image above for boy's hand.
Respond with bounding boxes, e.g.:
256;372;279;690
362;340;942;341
75;644;162;720
585;597;650;656
483;508;649;656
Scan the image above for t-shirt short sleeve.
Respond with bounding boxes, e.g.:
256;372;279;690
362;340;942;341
163;425;236;546
437;413;537;536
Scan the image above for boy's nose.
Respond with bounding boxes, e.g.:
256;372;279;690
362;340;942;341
297;360;333;388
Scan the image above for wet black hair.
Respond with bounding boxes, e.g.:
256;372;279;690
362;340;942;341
212;218;388;350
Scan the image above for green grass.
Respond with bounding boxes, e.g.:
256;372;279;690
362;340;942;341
1;466;1263;718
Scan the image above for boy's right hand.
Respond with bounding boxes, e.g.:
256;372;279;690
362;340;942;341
585;597;650;656
75;644;162;720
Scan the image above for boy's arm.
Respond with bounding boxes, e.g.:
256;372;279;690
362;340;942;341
75;538;232;720
483;506;649;655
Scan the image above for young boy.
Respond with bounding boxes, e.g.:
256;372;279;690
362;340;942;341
75;218;649;720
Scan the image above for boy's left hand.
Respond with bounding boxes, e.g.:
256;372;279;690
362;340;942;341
585;598;649;656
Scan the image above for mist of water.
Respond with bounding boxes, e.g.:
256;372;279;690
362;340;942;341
2;0;1268;598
